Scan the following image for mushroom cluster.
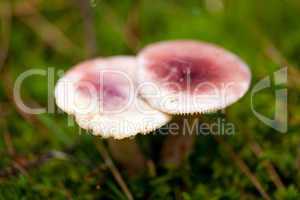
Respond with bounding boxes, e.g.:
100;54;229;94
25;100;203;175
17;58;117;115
55;40;251;139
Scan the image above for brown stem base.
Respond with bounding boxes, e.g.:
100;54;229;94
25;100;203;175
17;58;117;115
107;138;146;176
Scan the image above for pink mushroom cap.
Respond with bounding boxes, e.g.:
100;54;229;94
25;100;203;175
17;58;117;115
137;40;251;114
55;56;171;139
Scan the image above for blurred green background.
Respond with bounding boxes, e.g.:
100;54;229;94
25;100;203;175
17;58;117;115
0;0;299;199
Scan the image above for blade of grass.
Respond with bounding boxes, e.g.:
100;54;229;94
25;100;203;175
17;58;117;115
37;114;73;146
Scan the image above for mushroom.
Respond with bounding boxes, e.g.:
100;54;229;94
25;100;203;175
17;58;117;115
55;56;171;173
55;56;171;139
137;40;251;167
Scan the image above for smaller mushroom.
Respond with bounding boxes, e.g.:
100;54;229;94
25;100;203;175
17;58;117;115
137;40;251;167
55;56;171;139
55;56;172;174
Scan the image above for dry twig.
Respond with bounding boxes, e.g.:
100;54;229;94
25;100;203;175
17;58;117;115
13;1;80;56
124;1;141;52
75;0;97;57
249;142;285;189
3;130;16;156
95;140;134;200
0;150;69;180
250;24;300;90
0;0;12;71
214;136;271;200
